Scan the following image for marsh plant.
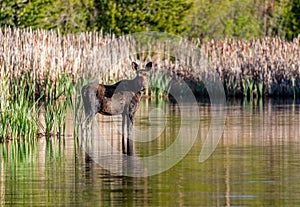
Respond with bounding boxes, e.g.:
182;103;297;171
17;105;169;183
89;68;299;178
0;72;38;142
0;27;299;142
42;73;74;137
148;69;171;100
0;70;74;142
1;27;299;99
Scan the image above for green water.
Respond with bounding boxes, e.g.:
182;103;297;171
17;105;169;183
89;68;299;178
1;99;300;206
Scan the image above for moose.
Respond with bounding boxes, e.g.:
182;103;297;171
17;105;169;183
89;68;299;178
82;62;152;155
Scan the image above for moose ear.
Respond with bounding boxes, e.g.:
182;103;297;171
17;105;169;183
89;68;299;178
145;62;152;71
132;62;139;71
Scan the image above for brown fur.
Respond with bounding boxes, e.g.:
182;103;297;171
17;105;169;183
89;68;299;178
82;62;152;155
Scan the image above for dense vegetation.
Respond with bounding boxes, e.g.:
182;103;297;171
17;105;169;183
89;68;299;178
0;1;299;142
0;0;299;40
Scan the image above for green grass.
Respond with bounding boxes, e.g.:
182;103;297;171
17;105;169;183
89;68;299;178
0;72;38;142
148;70;171;100
0;71;75;142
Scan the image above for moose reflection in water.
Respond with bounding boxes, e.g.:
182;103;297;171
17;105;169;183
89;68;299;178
82;62;152;155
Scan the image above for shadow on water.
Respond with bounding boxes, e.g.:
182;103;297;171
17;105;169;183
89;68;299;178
1;98;300;206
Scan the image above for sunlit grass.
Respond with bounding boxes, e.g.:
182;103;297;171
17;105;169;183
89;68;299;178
0;71;75;142
148;70;171;100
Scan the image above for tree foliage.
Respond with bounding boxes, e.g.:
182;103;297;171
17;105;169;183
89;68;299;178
95;0;192;36
0;0;96;33
0;0;27;26
0;0;299;40
186;0;299;40
186;0;264;40
277;0;300;39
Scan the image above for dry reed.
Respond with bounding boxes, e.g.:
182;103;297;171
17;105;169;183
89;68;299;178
0;27;299;98
199;37;300;97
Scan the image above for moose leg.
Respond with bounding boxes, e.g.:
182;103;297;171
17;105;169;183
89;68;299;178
127;113;134;156
122;113;126;154
82;86;98;125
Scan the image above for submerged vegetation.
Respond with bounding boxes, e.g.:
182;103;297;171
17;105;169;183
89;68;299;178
0;27;299;141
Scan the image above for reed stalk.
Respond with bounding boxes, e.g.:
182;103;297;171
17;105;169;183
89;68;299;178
242;79;249;98
257;82;264;98
149;70;171;100
1;27;299;99
291;76;296;99
248;79;254;100
0;27;299;142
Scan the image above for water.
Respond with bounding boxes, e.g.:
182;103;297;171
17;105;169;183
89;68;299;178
1;99;300;206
